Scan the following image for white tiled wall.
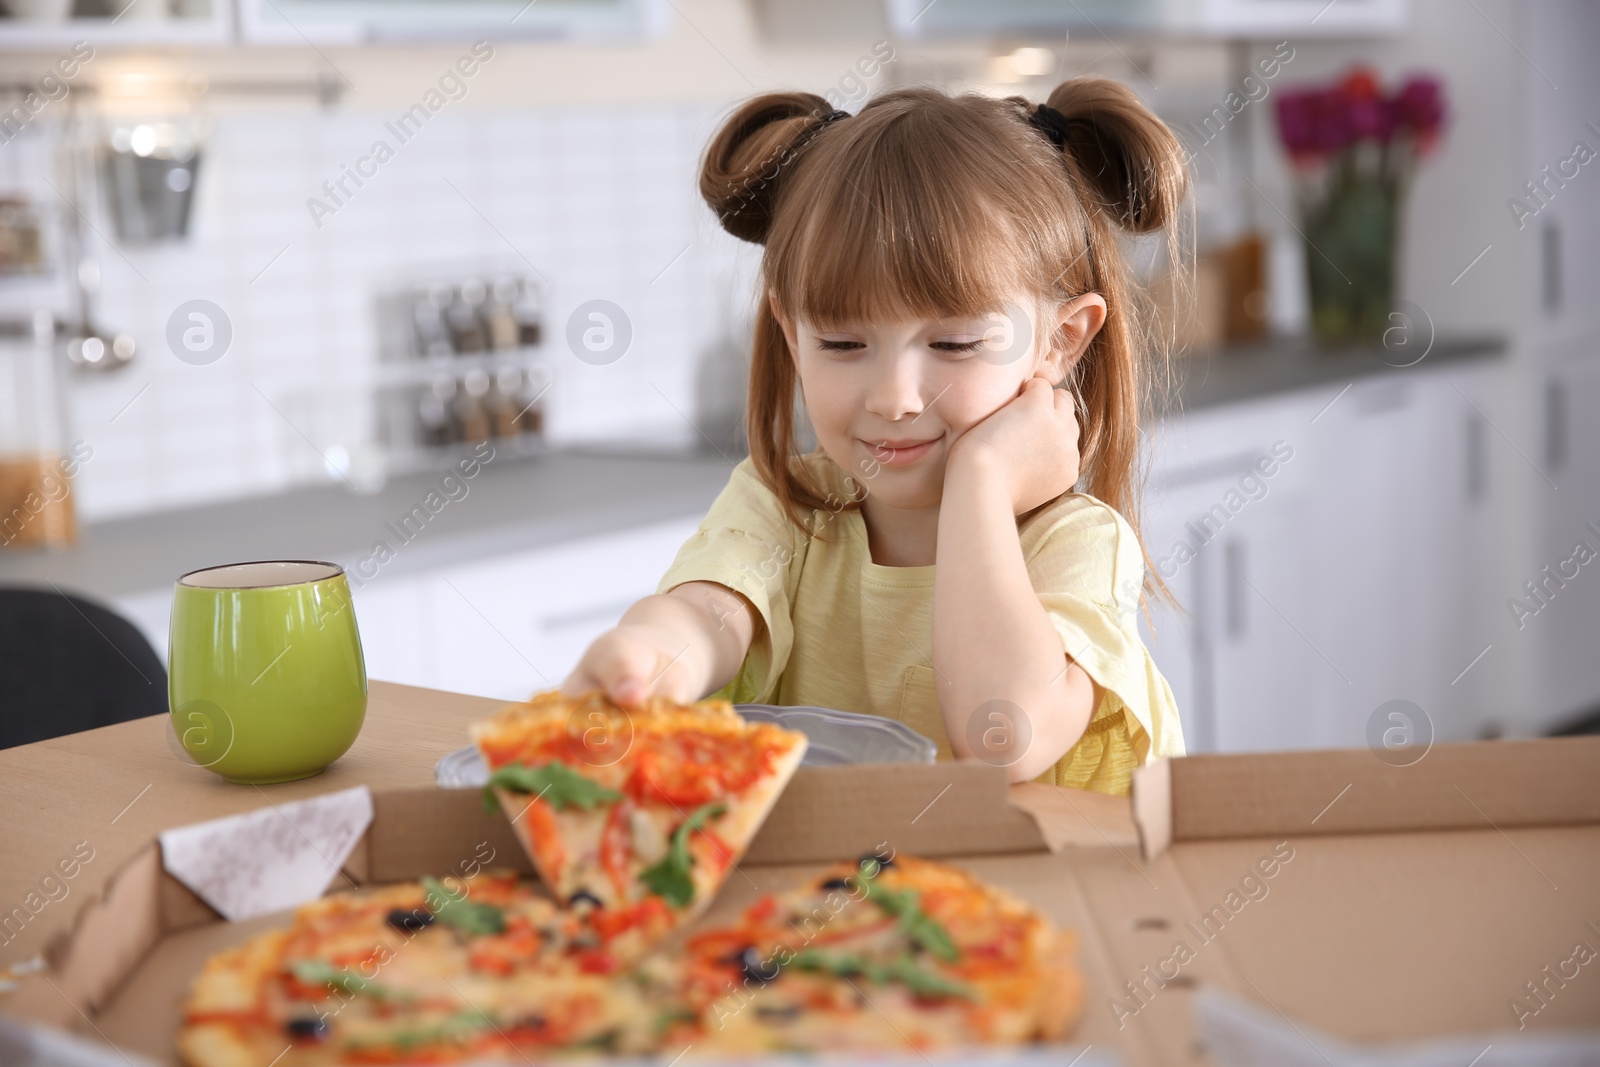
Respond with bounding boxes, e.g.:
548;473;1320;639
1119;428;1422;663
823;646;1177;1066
5;101;760;521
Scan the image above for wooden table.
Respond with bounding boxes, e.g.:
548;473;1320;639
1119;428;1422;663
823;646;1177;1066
0;680;504;973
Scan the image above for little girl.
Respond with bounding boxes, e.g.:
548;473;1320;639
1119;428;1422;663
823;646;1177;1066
565;78;1189;796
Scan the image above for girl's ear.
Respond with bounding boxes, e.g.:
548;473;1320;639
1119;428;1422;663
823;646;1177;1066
1041;292;1107;383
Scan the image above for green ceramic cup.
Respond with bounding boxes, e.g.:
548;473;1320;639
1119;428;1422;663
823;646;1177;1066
168;560;367;784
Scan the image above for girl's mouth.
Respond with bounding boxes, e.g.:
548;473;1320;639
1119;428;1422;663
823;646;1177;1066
863;436;940;466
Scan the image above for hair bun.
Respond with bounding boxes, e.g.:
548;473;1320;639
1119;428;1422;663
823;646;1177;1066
700;92;839;244
1039;78;1189;234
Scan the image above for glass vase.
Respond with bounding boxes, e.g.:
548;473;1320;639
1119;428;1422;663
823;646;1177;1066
1302;174;1399;346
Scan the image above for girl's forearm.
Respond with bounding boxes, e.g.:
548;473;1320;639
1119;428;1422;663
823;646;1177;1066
622;583;757;698
933;454;1096;781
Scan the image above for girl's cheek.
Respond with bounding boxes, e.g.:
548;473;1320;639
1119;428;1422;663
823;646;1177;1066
944;383;1014;433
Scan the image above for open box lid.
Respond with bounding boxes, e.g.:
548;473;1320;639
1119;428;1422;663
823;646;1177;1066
5;736;1599;1067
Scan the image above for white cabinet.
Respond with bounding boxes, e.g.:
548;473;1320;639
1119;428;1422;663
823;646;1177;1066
1185;0;1408;36
1210;486;1325;752
1301;375;1441;746
1533;344;1600;731
1420;362;1520;740
361;517;703;702
1524;0;1600;348
1140;390;1323;754
347;575;433;694
885;0;1407;39
1143;360;1517;754
237;0;667;44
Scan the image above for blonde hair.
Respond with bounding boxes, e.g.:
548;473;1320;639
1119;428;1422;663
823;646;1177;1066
700;80;1191;603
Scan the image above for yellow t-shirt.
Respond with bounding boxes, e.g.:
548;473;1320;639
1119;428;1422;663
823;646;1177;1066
655;452;1186;796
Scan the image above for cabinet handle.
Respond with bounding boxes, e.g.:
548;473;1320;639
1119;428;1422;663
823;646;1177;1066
1465;409;1488;503
1190;547;1217;753
1546;378;1567;473
1224;539;1246;640
1542;217;1562;314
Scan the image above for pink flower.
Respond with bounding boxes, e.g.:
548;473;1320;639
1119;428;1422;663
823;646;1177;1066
1274;68;1447;163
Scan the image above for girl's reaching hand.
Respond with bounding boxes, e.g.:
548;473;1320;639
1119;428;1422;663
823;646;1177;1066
560;582;757;709
562;622;699;707
946;375;1082;515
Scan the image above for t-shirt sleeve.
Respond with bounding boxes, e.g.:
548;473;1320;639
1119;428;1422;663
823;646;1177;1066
654;458;801;705
1020;494;1187;767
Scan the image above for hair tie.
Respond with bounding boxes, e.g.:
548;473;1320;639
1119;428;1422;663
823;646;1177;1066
817;108;851;126
1028;103;1074;150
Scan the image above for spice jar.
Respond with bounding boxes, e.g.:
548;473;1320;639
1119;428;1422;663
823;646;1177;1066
0;312;81;550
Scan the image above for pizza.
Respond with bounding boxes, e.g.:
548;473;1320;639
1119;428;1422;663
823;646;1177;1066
177;691;1084;1065
662;852;1084;1054
176;871;670;1067
469;689;808;961
178;858;1082;1066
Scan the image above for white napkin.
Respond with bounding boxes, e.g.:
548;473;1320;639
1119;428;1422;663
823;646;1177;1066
158;786;374;922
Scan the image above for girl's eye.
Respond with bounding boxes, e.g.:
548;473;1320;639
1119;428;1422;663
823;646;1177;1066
816;339;865;352
930;339;986;354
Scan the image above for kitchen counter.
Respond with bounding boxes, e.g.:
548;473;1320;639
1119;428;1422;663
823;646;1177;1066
0;447;738;601
1164;332;1506;413
0;333;1507;605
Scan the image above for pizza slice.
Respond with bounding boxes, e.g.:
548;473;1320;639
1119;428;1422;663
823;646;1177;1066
470;689;808;963
659;853;1084;1055
177;871;668;1067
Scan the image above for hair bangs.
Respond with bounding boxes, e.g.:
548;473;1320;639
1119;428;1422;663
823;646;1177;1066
768;95;1058;329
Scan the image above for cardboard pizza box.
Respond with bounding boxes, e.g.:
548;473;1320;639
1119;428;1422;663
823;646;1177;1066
2;736;1598;1067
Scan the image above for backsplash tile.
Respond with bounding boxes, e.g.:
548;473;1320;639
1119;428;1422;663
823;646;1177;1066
9;100;753;523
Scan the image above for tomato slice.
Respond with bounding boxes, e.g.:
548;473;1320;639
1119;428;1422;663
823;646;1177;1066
599;800;632;902
745;896;779;924
576;949;618;975
590;896;672;942
517;796;564;885
627;728;783;807
467;923;543;975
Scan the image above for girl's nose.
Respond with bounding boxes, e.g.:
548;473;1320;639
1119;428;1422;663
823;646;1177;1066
864;351;925;421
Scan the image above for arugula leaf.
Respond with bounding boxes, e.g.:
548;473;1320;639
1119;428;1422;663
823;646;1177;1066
484;762;623;812
788;949;973;1000
638;801;727;907
571;1027;623;1053
288;959;402;1000
421;875;506;936
885;956;975;999
652;1006;701;1036
858;879;960;962
790;949;884;983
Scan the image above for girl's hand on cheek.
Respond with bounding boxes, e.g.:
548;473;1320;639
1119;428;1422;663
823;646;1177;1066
947;376;1082;514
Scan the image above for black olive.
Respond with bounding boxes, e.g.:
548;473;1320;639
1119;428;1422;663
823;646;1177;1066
513;1014;547;1031
569;889;603;909
386;908;433;933
755;1003;801;1024
726;945;780;986
286;1017;330;1041
819;877;852;891
859;850;895;870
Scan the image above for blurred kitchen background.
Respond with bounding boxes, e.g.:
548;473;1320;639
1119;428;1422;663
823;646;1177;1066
1;0;1596;755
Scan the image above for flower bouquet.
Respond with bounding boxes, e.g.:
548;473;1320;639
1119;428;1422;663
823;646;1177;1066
1274;67;1447;344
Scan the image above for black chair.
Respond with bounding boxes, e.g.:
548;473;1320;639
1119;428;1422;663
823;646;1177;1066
0;586;167;749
